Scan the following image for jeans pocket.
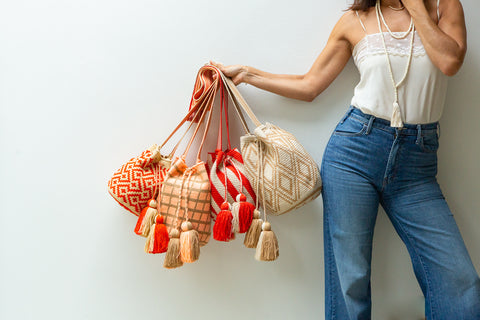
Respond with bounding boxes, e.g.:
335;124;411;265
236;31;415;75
419;133;439;153
333;118;367;137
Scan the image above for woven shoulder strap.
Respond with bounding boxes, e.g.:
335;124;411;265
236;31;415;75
218;71;262;128
160;65;220;159
217;70;251;134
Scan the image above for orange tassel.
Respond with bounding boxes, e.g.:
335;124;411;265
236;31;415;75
145;215;169;254
232;193;255;233
213;202;234;241
134;199;157;237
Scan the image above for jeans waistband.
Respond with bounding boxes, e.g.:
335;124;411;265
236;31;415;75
343;105;441;137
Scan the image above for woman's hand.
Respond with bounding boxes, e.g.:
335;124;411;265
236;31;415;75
400;0;466;76
204;11;353;102
207;61;248;85
400;0;426;12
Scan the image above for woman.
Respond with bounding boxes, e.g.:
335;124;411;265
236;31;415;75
210;0;480;319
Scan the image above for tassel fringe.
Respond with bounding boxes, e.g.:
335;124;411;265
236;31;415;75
213;202;234;242
232;193;255;233
244;209;263;248
180;221;200;263
134;199;158;237
254;221;279;261
164;228;183;269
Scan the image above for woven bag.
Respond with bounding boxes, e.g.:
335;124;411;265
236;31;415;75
158;66;220;246
205;73;256;218
108;143;174;216
107;87;211;216
220;73;322;216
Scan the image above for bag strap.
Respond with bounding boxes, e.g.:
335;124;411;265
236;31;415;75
188;65;222;122
194;83;217;162
182;85;217;160
216;69;251;134
220;72;262;128
216;73;232;150
159;66;219;156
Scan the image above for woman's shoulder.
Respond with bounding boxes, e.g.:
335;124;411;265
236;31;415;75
333;9;372;51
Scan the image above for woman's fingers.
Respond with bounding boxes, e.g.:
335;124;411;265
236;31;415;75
207;60;246;85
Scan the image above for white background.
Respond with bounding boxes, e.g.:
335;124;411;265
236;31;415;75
0;1;479;319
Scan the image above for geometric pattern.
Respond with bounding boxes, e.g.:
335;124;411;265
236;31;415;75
241;122;322;215
158;157;212;246
108;145;171;216
205;148;256;219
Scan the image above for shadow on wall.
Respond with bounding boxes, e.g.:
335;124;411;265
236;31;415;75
436;48;480;250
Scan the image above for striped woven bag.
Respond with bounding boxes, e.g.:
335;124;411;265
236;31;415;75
205;74;256;219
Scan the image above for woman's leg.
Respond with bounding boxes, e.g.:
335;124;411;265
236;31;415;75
381;180;480;319
380;130;480;319
320;106;385;319
321;165;380;319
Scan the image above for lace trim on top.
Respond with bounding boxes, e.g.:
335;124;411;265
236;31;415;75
352;31;427;64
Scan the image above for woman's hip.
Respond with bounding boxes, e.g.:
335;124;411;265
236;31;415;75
320;105;441;190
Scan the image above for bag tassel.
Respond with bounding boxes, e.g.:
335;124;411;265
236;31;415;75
243;209;263;248
179;221;200;263
144;214;169;254
254;221;279;261
213;202;234;241
232;193;255;233
134;199;158;237
163;228;183;269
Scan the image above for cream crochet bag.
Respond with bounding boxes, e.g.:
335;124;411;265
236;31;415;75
220;73;322;216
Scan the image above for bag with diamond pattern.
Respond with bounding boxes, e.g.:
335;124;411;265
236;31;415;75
219;71;322;216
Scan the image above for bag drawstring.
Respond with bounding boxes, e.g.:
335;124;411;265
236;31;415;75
253;139;279;261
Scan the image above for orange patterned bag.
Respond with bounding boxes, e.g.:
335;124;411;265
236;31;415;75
107;105;202;216
108;145;174;216
158;68;218;247
107;65;219;216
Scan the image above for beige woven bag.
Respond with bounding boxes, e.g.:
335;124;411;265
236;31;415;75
221;74;322;216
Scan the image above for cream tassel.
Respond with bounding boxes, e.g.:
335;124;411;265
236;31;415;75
163;228;183;269
254;221;279;261
243;209;263;248
134;199;158;237
391;102;403;128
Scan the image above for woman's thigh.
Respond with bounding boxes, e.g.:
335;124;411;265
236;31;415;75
381;178;480;318
320;117;384;314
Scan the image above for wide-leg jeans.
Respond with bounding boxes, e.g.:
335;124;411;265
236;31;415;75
320;105;480;320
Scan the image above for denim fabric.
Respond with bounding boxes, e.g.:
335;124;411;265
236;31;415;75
320;105;480;320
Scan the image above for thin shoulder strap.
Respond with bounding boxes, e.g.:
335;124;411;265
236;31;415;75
355;10;367;34
437;0;440;22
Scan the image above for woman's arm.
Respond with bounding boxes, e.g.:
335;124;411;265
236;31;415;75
402;0;467;76
210;12;354;102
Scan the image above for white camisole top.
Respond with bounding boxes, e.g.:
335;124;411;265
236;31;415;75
350;0;447;125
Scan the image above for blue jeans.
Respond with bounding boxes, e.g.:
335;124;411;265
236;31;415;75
320;105;480;320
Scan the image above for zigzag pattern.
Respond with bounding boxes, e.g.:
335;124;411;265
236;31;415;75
241;123;322;215
108;149;169;216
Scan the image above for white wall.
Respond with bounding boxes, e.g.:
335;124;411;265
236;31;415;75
1;1;478;319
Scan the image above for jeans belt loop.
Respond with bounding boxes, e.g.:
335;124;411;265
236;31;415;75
366;114;375;134
416;124;422;145
340;106;355;124
437;122;441;138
